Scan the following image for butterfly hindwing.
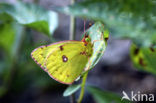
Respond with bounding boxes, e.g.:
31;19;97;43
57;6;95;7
45;42;89;84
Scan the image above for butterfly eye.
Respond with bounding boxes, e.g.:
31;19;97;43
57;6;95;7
85;38;90;42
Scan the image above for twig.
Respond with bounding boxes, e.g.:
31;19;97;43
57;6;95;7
70;0;76;40
70;93;76;103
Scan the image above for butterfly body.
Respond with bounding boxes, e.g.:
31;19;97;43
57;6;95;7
31;36;93;84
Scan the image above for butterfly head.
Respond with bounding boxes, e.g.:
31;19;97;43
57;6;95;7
81;33;93;57
82;33;91;44
85;36;91;43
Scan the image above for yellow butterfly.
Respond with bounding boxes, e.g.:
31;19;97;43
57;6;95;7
31;35;93;84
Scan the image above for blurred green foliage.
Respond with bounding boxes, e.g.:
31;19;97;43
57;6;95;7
0;1;59;98
0;1;58;36
59;0;156;47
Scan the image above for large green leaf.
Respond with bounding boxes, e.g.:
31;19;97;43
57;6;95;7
130;44;156;75
0;21;23;57
58;0;156;47
0;1;58;36
87;86;131;103
83;22;109;71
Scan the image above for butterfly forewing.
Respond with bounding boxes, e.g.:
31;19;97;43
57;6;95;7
31;41;72;69
45;42;89;84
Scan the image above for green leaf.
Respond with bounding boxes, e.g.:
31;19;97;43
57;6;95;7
0;1;58;36
58;0;156;47
87;86;131;103
130;43;156;75
63;84;81;97
83;22;109;70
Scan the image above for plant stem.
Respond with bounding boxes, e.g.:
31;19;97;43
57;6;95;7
77;72;88;103
70;0;76;40
69;0;76;103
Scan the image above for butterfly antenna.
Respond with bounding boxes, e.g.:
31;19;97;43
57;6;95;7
84;19;86;33
84;19;89;38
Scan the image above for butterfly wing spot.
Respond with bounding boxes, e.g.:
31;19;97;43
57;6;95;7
40;53;43;56
60;72;63;75
60;45;64;51
62;55;68;62
105;37;109;42
134;48;140;55
139;57;146;67
47;63;61;75
150;47;155;52
80;51;87;55
67;74;70;77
